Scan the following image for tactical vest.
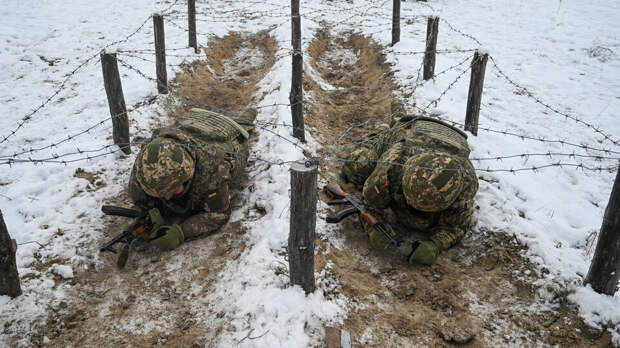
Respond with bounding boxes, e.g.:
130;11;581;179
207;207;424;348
176;108;249;143
401;117;471;158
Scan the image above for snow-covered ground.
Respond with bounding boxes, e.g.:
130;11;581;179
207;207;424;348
1;0;619;346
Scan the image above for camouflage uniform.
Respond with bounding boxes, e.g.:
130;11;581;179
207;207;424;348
129;108;255;239
342;102;478;260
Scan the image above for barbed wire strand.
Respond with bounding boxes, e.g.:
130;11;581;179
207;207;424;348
488;55;620;147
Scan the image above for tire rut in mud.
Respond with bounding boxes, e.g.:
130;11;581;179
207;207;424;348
35;31;276;348
304;28;613;347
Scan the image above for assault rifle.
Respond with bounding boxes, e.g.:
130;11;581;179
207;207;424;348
100;205;151;268
324;183;400;248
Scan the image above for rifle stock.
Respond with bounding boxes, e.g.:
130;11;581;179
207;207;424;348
325;182;346;198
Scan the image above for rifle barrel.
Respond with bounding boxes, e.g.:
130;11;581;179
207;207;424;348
102;205;143;218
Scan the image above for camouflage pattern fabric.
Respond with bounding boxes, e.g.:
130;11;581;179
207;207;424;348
401;153;464;212
129;108;255;239
342;110;478;256
135;138;195;198
341;123;391;188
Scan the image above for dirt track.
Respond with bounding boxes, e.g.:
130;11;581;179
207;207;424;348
304;27;612;347
33;31;275;348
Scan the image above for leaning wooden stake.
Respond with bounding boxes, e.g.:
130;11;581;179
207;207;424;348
423;16;439;80
391;0;400;46
0;209;21;298
101;52;131;154
153;13;168;94
188;0;197;52
289;160;318;294
290;0;305;142
464;50;488;136
584;164;620;295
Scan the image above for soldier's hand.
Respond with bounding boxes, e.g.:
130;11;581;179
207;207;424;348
148;224;185;251
366;222;397;249
147;208;165;232
407;240;438;265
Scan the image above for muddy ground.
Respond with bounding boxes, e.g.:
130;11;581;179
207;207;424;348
19;26;613;348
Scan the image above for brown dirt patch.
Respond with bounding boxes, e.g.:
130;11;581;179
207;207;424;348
168;29;276;118
304;28;397;172
305;28;612;347
316;217;612;347
39;211;247;348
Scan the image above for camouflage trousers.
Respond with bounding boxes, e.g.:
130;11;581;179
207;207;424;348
180;212;229;239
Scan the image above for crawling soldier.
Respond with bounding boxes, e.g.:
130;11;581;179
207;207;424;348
341;101;478;265
127;108;255;250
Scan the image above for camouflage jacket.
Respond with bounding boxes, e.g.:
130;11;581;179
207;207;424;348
128;109;254;235
342;116;478;252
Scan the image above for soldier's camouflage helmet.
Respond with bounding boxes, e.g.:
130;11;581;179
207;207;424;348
136;137;195;198
401;153;464;212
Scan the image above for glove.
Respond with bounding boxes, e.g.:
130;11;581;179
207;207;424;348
147;208;165;231
148;224;185;251
407;240;438;265
364;220;397;249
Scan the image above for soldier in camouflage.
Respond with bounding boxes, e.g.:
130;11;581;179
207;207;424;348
128;108;256;250
341;101;478;265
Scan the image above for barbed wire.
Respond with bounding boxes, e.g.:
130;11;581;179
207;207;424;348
15;46;611;170
118;52;157;64
316;50;476;161
0;106;146;160
403;54;471;98
320;157;618;174
488;55;620;147
3;0;618;182
325;96;620;162
0;12;156;145
441;18;482;46
116;57;157;82
409;0;436;13
423;62;471;110
408;103;620;155
3;137;616;176
0;0;185;146
0;56;98;145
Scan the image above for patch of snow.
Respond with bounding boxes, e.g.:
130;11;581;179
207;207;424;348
50;264;74;279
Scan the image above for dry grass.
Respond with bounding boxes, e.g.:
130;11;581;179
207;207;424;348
304;28;398;184
305;29;397;157
168;30;277;118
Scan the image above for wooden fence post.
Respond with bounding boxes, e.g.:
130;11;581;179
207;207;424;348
101;52;131;154
392;0;400;46
0;209;21;298
584;164;620;295
153;13;168;94
188;0;197;52
289;160;318;294
290;0;305;142
464;50;488;136
423;16;439;80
